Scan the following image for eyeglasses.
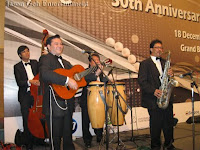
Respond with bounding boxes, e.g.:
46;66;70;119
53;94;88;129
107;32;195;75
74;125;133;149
153;47;163;50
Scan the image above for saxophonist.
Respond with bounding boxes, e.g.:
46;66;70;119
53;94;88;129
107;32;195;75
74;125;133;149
138;39;175;150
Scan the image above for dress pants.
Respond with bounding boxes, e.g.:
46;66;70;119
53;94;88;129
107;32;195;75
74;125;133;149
148;104;174;150
81;104;92;143
81;102;103;144
20;91;34;147
46;109;75;150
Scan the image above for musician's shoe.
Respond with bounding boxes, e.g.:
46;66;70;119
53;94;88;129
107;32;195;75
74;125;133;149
26;144;33;150
163;144;176;150
85;142;91;148
96;136;102;143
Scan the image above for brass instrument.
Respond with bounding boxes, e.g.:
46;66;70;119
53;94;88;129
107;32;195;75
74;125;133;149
157;51;178;109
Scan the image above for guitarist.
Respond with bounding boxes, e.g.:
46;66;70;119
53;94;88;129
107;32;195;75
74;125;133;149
80;53;108;148
39;34;78;150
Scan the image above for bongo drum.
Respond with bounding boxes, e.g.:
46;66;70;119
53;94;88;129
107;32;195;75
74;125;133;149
107;82;127;126
87;81;105;129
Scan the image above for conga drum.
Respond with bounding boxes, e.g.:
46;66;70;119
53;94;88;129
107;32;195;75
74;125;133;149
87;81;105;129
107;82;127;126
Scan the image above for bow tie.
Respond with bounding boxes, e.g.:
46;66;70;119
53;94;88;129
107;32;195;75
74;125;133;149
55;55;62;60
156;57;161;60
25;62;31;66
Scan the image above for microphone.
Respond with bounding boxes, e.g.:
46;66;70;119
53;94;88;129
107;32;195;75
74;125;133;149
81;49;95;54
108;68;113;76
179;71;194;78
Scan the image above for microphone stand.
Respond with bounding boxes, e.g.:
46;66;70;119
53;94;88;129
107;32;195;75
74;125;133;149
89;55;110;150
188;74;200;150
107;66;137;74
109;68;132;149
119;70;138;148
89;55;134;149
109;70;123;149
128;70;137;145
104;82;109;150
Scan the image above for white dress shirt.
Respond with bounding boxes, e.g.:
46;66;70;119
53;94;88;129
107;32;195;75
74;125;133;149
22;60;34;91
151;56;163;81
56;56;69;85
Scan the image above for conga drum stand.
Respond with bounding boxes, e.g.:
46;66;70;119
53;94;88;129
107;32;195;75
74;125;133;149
106;93;125;149
108;69;132;149
108;125;124;147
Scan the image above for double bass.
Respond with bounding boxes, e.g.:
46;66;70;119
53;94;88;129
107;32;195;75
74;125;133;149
28;29;49;139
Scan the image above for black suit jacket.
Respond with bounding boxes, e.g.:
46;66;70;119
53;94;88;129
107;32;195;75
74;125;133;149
14;60;38;103
39;53;75;116
138;57;166;109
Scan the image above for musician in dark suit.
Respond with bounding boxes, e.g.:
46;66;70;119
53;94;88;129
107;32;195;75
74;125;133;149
14;45;40;150
138;39;175;150
39;35;78;150
80;53;108;148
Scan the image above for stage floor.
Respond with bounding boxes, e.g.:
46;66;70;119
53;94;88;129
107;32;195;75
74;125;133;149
25;122;200;150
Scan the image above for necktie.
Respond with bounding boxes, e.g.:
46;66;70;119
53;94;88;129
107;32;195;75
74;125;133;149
25;62;31;66
156;57;161;60
155;59;163;78
56;55;64;68
56;55;62;59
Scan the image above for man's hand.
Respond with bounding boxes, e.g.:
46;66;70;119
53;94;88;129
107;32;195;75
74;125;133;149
168;68;174;77
29;80;40;86
154;89;162;99
68;78;78;90
95;63;103;76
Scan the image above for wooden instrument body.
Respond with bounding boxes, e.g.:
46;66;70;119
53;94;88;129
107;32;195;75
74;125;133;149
52;65;87;100
28;74;48;138
28;65;87;138
87;81;105;129
28;29;49;139
107;82;127;126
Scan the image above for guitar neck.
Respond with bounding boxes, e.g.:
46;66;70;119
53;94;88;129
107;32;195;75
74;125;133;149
74;66;97;81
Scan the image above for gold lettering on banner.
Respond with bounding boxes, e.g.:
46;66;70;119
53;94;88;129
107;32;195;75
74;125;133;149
60;0;72;5
145;0;154;13
112;0;142;11
112;0;120;7
175;30;200;41
197;46;200;53
112;0;200;23
181;44;197;53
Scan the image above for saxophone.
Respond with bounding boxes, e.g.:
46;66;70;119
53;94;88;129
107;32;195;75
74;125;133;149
157;51;178;109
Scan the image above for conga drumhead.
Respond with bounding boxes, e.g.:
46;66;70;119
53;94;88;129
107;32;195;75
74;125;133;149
88;81;104;86
107;82;125;86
